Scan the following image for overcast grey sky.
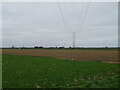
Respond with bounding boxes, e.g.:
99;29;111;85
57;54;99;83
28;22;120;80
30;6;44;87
2;2;118;47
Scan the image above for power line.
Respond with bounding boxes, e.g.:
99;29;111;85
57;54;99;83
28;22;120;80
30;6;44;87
73;2;90;48
57;1;90;48
57;0;69;33
63;2;72;32
76;3;85;32
79;1;91;33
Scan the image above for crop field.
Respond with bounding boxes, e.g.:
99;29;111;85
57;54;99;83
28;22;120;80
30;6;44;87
2;49;120;88
2;49;119;62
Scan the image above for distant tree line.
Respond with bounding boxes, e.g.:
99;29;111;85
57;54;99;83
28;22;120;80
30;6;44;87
34;46;43;48
1;45;120;49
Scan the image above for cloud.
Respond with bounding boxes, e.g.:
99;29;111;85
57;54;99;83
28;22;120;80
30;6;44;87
2;2;118;47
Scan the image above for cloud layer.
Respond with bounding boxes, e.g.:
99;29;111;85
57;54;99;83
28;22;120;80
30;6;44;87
2;2;118;47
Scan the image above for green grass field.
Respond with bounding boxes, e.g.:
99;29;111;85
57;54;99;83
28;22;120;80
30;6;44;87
3;55;119;88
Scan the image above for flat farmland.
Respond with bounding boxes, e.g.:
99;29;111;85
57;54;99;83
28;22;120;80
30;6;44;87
2;49;119;88
2;49;119;63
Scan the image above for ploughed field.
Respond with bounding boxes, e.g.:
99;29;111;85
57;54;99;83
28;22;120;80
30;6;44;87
2;49;119;63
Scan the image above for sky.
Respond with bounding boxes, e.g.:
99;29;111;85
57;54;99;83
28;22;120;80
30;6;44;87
0;6;1;43
2;2;118;47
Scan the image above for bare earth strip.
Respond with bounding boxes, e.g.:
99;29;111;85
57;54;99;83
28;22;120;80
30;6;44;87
2;49;119;63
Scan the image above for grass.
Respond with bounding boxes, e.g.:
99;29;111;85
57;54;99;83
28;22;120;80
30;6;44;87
2;55;119;88
0;55;2;89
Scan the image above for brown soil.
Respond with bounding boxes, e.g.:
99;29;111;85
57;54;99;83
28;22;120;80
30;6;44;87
2;49;119;63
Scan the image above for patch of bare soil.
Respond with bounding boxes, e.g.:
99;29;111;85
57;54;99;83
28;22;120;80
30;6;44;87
2;49;119;63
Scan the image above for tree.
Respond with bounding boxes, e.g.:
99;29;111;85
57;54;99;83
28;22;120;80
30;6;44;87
12;46;14;48
34;46;39;48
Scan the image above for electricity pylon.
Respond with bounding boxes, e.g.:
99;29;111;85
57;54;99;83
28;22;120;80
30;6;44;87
73;32;76;48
